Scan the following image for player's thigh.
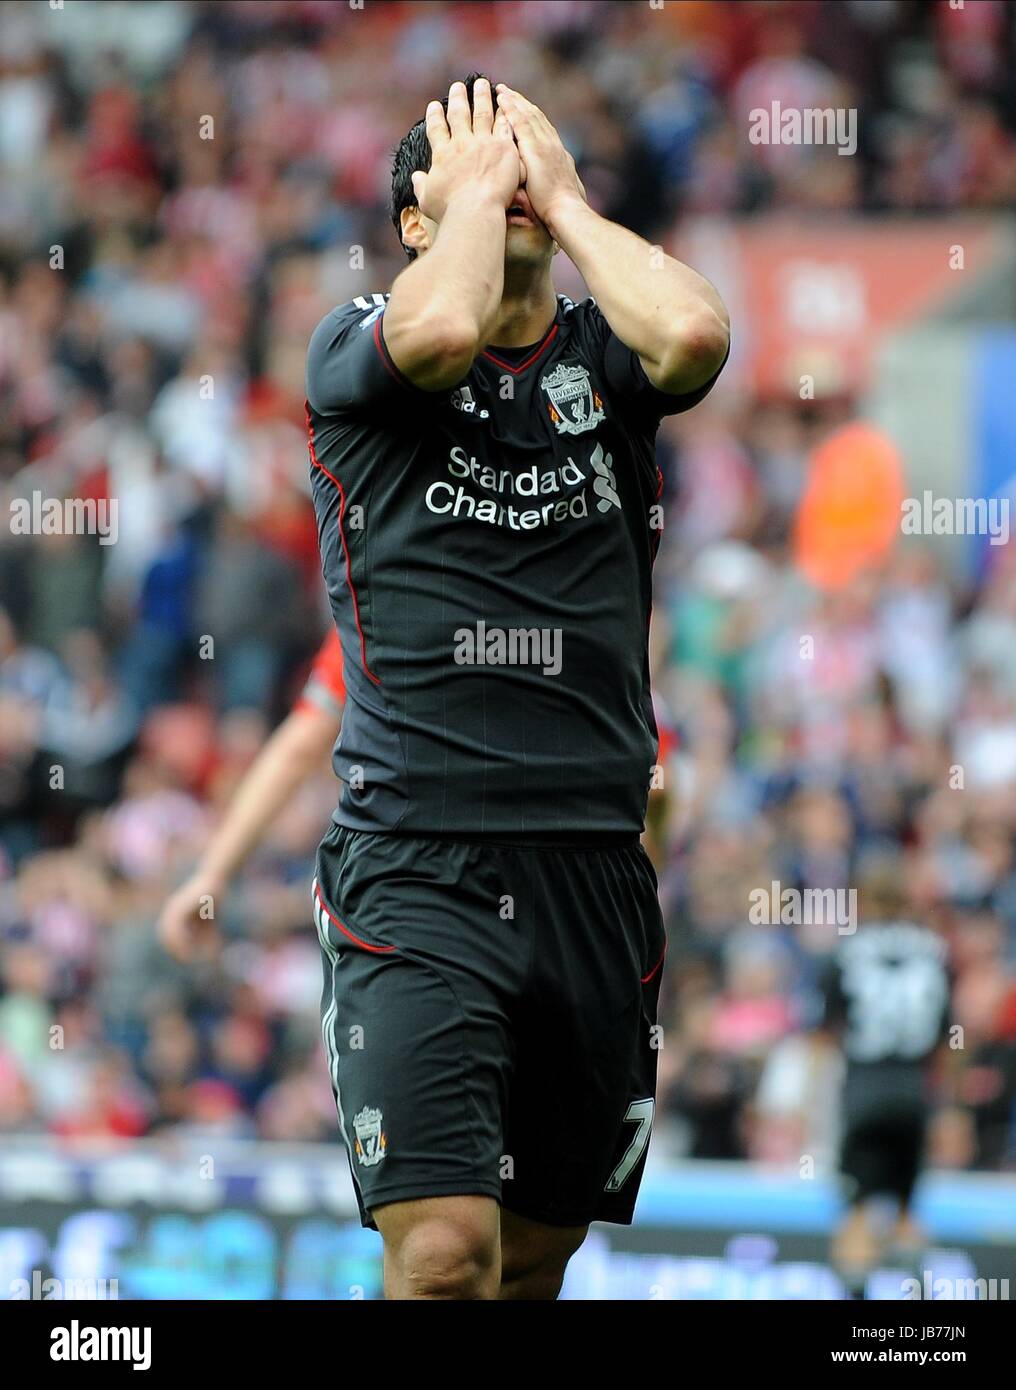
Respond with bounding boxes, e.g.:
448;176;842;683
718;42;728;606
503;844;666;1226
319;917;507;1214
888;1111;928;1205
314;829;518;1220
840;1107;925;1204
840;1117;884;1203
505;990;657;1225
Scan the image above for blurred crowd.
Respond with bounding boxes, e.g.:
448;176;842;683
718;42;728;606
1;1;1015;1167
651;448;1016;1175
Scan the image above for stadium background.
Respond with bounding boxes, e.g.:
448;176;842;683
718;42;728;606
1;0;1016;1299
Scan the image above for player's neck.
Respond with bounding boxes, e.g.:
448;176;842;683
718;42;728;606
486;271;557;349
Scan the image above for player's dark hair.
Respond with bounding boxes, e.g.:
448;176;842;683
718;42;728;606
390;72;499;261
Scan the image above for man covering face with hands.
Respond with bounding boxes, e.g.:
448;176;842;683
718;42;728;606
306;74;729;1300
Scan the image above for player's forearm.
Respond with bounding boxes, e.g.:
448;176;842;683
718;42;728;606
385;191;507;389
194;711;334;885
544;196;730;395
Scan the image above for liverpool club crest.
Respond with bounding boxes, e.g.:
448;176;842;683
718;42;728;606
353;1106;387;1167
540;362;605;436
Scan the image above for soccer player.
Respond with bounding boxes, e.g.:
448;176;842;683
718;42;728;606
818;873;952;1299
306;74;729;1299
159;631;345;960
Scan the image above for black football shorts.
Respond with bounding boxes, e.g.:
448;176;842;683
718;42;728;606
840;1092;928;1206
312;824;667;1230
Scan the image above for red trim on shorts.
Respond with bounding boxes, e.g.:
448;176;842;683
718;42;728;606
306;405;381;686
641;944;667;984
314;881;396;955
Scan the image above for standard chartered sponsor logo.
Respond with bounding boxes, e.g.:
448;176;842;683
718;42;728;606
589;444;620;511
425;444;620;531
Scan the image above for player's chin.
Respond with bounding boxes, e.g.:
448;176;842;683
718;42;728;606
504;222;554;264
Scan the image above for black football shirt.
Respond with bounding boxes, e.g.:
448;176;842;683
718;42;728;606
306;291;725;838
820;922;951;1114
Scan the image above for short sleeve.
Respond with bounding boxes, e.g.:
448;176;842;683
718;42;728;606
306;300;425;416
577;298;728;421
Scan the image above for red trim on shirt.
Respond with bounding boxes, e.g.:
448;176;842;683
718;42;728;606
306;405;381;686
372;315;414;388
482;323;559;374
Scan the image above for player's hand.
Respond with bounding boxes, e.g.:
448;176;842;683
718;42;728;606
495;85;586;229
158;873;224;963
412;78;521;223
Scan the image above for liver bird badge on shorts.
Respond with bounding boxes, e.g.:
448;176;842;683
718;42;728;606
353;1106;387;1166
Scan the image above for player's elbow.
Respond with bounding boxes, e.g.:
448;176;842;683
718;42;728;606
689;304;731;372
395;316;480;392
655;306;730;395
428;320;481;387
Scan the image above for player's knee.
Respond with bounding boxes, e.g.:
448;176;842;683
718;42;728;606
394;1218;498;1300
